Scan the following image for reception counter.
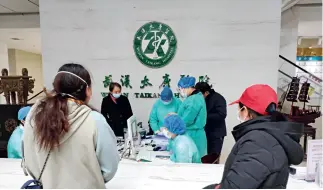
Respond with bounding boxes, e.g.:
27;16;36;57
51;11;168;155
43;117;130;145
0;158;319;189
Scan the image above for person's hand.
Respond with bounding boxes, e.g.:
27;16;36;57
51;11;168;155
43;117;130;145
155;130;163;136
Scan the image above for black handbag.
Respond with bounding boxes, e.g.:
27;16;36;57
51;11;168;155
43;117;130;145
21;151;50;189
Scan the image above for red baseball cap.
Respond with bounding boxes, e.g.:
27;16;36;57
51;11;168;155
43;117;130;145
229;84;278;115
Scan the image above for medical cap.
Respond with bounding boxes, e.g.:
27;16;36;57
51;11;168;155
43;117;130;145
164;114;186;135
178;77;196;88
160;87;173;101
18;106;31;121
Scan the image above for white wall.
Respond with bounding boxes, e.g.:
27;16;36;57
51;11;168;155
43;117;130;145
280;7;299;74
280;7;300;62
7;49;44;103
298;6;322;37
39;0;282;162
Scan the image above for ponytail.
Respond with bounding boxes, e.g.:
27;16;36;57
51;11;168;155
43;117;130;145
33;63;92;150
240;102;288;122
34;94;69;150
266;103;287;122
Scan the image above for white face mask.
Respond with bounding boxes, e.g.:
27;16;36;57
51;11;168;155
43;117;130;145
112;93;121;99
237;107;247;123
162;129;172;139
180;89;187;98
162;100;172;105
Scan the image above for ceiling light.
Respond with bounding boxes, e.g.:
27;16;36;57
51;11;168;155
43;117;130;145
11;38;22;41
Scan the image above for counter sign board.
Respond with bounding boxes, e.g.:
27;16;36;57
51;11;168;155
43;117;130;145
133;21;177;68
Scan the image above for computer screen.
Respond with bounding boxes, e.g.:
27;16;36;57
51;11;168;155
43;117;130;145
127;115;137;138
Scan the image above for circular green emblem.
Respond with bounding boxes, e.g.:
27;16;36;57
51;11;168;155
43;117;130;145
133;21;177;68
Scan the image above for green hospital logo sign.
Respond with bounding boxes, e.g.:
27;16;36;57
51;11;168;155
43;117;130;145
134;21;177;68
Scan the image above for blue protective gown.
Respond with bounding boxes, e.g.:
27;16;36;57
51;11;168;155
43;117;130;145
177;92;207;157
149;98;182;133
7;125;24;159
169;134;201;163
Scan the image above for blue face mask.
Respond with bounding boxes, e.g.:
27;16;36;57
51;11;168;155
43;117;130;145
112;93;121;99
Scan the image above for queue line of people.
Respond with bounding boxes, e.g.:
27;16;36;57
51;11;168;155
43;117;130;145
6;63;304;189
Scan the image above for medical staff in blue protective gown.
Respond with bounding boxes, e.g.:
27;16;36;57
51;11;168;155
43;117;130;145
162;114;201;163
149;87;182;134
7;106;31;158
177;77;207;157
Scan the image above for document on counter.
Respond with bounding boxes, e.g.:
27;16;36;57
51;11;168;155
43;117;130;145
306;139;323;181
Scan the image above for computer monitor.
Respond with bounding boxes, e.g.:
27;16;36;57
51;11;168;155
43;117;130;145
127;115;138;139
125;115;138;157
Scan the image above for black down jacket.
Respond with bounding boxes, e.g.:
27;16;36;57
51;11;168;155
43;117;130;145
218;116;304;189
101;94;133;137
205;89;227;138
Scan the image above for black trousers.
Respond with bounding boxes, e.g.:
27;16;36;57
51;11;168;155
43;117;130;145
207;137;224;155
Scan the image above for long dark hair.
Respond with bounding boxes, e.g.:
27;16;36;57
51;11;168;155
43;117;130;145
239;102;287;122
34;63;92;150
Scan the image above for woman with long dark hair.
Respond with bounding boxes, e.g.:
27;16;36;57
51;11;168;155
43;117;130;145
23;63;119;188
204;84;304;189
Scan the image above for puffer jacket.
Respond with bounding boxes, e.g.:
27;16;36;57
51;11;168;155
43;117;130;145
217;116;304;189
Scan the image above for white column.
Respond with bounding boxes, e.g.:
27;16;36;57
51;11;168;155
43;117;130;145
279;7;300;75
277;8;300;112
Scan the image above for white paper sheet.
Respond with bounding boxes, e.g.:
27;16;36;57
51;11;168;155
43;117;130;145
306;139;323;181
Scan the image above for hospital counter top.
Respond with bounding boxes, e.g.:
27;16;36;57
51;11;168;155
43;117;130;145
0;158;319;189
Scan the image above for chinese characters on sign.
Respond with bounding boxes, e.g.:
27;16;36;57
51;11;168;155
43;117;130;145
180;75;190;78
161;74;171;88
120;75;132;89
102;75;113;88
199;75;210;83
140;76;152;89
158;74;171;88
102;74;211;98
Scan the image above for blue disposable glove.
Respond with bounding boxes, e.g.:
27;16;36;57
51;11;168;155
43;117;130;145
153;145;167;151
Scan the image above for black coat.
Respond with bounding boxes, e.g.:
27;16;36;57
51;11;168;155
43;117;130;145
205;90;227;138
219;116;304;189
101;94;133;137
